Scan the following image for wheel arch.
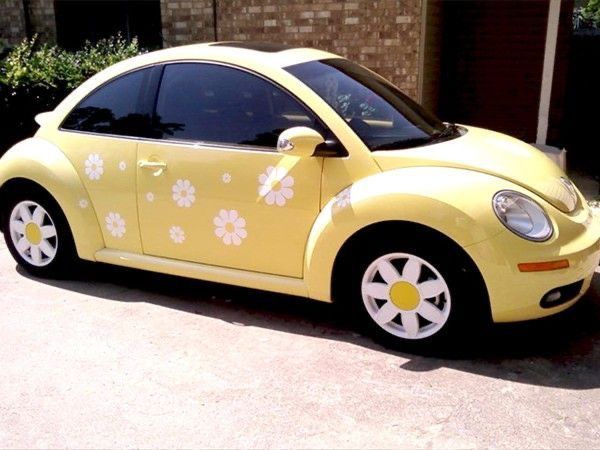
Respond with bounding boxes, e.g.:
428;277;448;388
303;167;508;304
0;138;105;260
330;220;490;318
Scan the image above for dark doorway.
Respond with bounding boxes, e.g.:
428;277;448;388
563;20;600;172
438;0;549;142
54;0;163;50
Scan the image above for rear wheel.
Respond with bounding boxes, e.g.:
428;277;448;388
2;188;77;278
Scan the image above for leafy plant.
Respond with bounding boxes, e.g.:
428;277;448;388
0;34;141;90
581;0;600;26
0;35;142;155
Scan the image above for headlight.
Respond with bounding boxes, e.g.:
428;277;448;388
492;191;553;241
560;177;578;211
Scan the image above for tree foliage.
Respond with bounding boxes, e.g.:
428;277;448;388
0;34;140;89
0;35;142;155
581;0;600;27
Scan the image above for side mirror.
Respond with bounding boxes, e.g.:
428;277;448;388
277;126;325;157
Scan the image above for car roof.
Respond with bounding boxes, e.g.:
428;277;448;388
208;41;298;52
126;41;340;70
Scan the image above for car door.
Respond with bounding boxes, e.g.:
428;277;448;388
56;66;160;253
136;62;326;278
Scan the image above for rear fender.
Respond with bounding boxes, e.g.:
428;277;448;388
0;138;105;260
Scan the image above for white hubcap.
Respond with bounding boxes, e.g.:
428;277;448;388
361;253;451;340
9;201;58;267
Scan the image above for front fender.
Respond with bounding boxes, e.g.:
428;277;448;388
304;166;509;301
0;138;104;260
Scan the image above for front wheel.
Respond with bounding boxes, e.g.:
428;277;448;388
338;232;488;353
361;252;452;341
2;189;77;278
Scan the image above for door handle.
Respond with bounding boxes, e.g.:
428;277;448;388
138;160;167;176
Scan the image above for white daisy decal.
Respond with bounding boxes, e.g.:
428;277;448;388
222;172;232;184
213;209;247;246
172;179;196;208
105;212;126;238
146;192;155;202
335;188;351;209
78;199;89;209
169;226;185;244
118;161;127;171
84;153;104;180
258;166;294;206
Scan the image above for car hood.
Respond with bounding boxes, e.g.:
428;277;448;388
372;125;579;213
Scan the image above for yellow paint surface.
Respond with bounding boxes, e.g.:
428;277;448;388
25;223;42;245
0;43;598;325
389;281;420;311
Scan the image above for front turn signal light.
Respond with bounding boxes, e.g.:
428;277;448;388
518;259;570;272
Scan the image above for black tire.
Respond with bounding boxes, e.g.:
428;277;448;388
2;184;78;278
335;225;489;354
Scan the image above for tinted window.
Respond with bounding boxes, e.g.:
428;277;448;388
287;59;450;150
62;68;153;137
153;63;325;148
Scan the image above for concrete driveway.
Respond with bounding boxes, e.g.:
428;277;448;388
1;235;599;449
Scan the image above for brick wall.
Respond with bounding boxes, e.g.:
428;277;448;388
160;0;215;46
29;0;56;43
3;0;422;99
161;0;423;99
0;0;55;45
0;0;27;45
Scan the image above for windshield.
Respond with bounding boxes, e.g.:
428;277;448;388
286;59;451;151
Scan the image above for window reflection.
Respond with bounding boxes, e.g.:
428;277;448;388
64;106;183;138
153;63;324;148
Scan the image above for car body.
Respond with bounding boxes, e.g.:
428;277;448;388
1;42;598;350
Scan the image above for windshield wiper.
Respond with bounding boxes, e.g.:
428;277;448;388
429;123;460;142
372;124;461;151
372;136;433;151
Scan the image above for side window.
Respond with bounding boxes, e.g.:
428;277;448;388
153;63;326;149
62;67;154;137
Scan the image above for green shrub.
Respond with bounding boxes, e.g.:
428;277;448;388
582;0;600;27
0;35;142;155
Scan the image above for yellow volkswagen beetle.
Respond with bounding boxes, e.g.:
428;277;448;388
1;42;598;351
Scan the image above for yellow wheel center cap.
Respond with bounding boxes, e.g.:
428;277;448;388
25;222;42;245
389;281;420;311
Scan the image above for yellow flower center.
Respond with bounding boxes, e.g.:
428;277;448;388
225;222;235;233
270;180;282;192
388;281;420;311
25;223;42;245
181;190;187;197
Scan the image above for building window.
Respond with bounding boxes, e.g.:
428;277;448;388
54;0;162;50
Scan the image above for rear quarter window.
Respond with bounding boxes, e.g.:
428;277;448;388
61;67;155;138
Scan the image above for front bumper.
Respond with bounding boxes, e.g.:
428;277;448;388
464;206;600;323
